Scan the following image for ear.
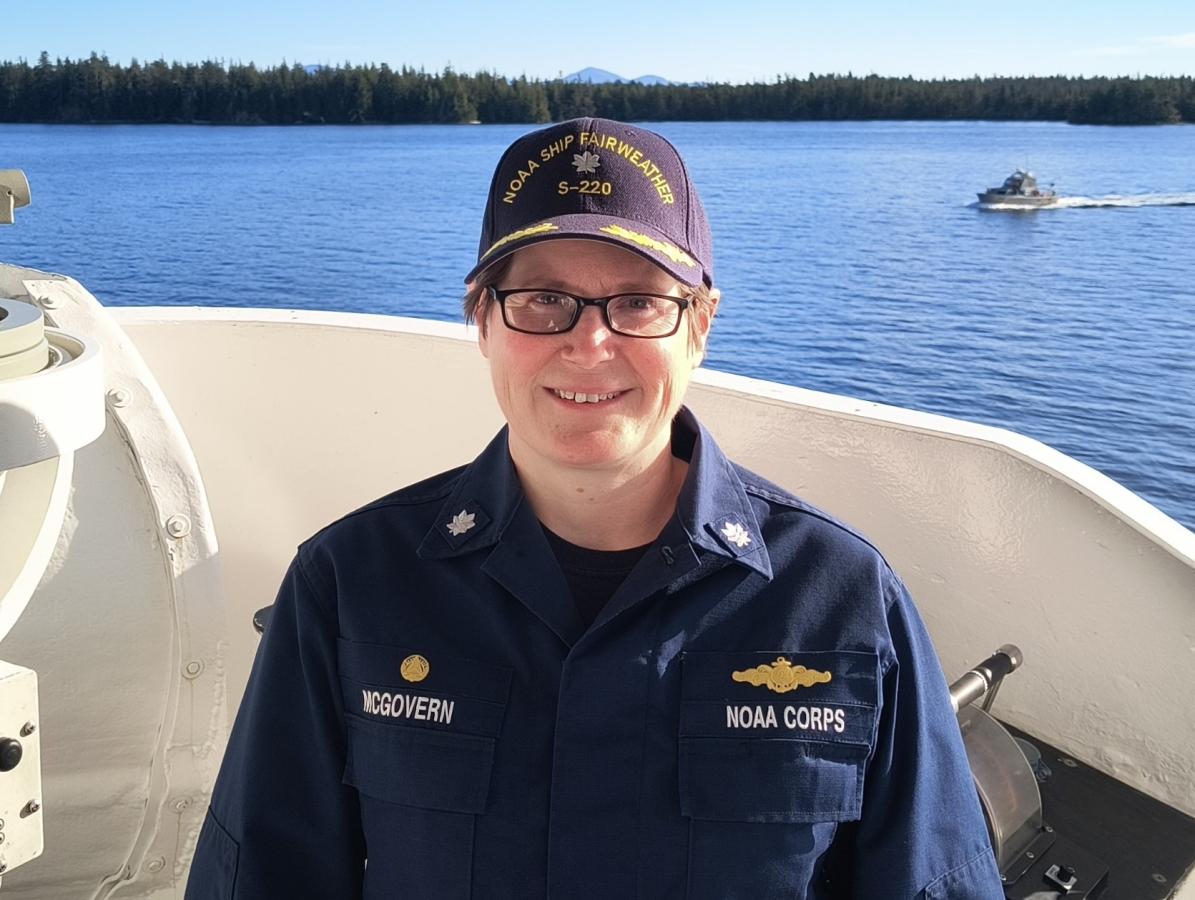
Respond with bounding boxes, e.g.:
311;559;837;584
474;284;492;358
478;316;491;359
689;288;720;365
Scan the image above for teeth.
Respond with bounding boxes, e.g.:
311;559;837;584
554;390;619;403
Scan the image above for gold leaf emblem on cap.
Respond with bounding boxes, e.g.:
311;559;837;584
400;654;430;683
482;222;559;259
598;224;697;268
732;657;831;694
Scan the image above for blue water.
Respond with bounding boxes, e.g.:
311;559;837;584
3;122;1193;530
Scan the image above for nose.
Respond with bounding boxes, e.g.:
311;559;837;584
561;305;615;366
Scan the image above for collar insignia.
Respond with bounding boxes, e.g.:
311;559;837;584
434;499;492;552
400;654;430;683
732;657;831;694
446;509;476;536
720;521;751;549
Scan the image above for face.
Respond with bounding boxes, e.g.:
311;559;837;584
477;239;712;476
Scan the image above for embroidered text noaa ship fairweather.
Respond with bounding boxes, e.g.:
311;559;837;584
501;130;675;205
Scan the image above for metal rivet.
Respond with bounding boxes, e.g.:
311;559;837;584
19;800;38;818
1060;757;1078;768
165;516;191;538
171;797;192;813
1153;873;1168;884
183;660;204;679
1026;851;1035;860
106;389;131;408
146;857;166;874
1044;824;1054;833
19;722;35;738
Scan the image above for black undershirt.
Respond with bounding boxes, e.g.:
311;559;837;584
540;420;696;628
542;527;651;628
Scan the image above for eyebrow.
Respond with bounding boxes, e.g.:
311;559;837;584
506;281;680;296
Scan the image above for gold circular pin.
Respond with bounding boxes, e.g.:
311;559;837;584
400;654;430;683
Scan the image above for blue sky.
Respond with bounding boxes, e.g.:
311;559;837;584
16;0;1195;82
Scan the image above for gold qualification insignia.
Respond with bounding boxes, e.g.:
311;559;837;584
731;657;831;694
400;654;430;683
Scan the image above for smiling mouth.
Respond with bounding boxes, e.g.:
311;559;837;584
551;389;625;404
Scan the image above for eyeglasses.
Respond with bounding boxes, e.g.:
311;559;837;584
488;287;690;338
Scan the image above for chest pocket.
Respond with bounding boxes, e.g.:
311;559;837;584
337;638;512;814
678;650;880;900
679;649;879;822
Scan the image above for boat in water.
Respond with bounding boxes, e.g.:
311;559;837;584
978;170;1058;207
2;169;1195;897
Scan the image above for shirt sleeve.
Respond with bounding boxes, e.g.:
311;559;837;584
185;551;365;899
843;570;1005;900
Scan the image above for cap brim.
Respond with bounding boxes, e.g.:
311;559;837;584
464;213;706;288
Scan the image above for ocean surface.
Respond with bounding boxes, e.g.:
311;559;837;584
2;121;1193;530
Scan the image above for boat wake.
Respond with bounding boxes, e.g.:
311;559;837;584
977;193;1195;210
1052;193;1195;209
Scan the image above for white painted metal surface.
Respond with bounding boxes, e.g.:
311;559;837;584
1;302;105;644
0;270;224;898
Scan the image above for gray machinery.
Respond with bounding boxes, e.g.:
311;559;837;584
953;647;1112;898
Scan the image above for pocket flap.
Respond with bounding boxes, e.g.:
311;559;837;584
680;738;864;823
345;715;496;814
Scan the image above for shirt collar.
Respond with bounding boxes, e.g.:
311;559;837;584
418;407;773;580
417;427;521;560
672;407;772;580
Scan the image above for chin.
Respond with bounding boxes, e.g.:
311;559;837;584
542;432;639;469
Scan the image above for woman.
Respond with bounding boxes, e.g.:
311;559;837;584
187;118;1003;899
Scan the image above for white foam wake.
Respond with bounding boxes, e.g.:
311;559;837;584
1052;194;1195;208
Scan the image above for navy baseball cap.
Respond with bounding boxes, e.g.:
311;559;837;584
466;118;714;288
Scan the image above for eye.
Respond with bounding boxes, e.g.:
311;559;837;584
619;295;667;313
530;291;570;307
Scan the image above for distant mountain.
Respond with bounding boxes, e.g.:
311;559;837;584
562;67;672;86
563;67;625;84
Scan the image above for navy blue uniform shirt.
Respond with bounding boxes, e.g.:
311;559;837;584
187;408;1003;899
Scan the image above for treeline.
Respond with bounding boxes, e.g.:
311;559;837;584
2;53;1192;125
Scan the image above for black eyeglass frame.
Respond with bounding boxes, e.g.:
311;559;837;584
487;286;691;338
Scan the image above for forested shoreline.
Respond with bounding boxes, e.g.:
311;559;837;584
2;53;1192;126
